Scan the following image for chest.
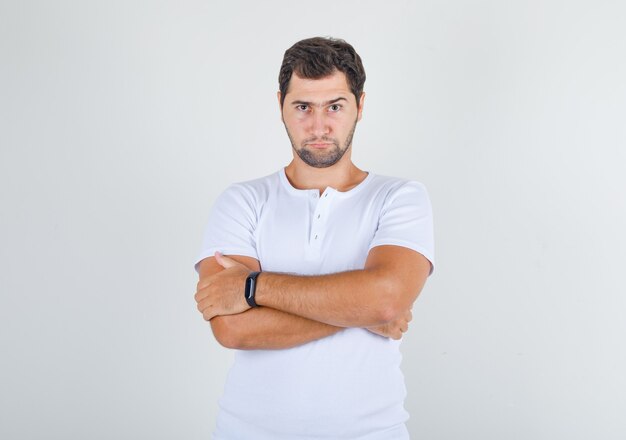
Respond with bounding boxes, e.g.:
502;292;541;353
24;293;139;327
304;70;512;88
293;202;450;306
254;194;382;275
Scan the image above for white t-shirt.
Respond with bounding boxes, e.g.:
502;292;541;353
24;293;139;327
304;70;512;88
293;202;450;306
194;167;435;439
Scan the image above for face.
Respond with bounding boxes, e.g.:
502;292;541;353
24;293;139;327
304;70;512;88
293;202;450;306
279;70;364;168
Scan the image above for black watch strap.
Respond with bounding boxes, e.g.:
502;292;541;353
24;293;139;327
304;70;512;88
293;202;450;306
244;271;261;308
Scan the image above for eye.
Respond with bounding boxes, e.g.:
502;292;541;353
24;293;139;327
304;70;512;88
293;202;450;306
328;104;342;112
296;104;309;112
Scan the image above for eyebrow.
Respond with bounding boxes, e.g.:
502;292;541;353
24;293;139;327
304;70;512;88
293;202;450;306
290;97;348;106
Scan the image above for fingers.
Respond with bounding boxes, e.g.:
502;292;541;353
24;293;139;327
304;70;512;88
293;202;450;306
194;283;212;316
367;309;413;339
196;297;215;321
215;251;240;269
202;306;216;321
391;311;411;339
197;278;210;291
194;286;209;302
194;261;250;322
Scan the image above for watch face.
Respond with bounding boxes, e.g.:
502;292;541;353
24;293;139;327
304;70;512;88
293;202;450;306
245;273;259;307
245;277;252;298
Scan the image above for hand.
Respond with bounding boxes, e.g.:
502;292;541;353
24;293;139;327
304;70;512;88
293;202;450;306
366;309;412;340
195;252;252;321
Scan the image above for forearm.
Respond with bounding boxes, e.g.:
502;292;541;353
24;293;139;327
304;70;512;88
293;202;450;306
197;247;428;331
211;307;343;350
254;268;402;328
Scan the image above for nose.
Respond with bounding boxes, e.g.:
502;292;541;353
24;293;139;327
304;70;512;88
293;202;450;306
310;110;330;137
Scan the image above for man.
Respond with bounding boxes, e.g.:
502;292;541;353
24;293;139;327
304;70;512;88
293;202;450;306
194;37;434;439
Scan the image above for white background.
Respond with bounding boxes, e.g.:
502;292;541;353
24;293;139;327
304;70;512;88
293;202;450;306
1;0;625;438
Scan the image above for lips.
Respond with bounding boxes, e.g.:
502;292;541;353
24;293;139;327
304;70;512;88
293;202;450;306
306;142;333;149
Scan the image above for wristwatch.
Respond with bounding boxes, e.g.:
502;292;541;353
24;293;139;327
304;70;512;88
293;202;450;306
244;271;261;308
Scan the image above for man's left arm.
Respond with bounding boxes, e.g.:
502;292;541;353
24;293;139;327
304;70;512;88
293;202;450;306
196;244;431;328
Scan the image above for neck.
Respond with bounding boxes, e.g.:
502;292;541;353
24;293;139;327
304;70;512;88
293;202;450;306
284;155;368;194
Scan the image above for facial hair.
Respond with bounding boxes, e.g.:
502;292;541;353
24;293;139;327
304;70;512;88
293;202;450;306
285;119;358;169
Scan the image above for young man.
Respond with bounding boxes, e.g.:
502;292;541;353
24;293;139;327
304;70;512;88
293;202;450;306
194;37;434;439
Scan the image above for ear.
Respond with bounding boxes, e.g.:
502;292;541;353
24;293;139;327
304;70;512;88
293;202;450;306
357;92;366;122
277;91;284;121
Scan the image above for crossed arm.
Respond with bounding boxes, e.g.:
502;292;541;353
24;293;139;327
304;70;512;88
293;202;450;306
194;245;431;350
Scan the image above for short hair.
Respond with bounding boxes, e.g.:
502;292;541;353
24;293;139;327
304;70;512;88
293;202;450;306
278;37;366;108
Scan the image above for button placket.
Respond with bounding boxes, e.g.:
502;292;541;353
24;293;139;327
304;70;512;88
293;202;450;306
311;189;334;247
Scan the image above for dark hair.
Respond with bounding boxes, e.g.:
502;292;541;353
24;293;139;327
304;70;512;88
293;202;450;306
278;37;366;108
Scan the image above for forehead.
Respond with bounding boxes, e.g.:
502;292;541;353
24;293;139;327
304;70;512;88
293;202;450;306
286;70;353;102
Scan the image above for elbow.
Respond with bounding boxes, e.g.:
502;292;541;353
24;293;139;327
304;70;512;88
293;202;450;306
375;302;403;325
374;279;414;324
369;308;392;326
210;316;244;349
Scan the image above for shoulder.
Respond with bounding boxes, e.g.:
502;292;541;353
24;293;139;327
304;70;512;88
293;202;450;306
366;173;431;205
218;170;280;204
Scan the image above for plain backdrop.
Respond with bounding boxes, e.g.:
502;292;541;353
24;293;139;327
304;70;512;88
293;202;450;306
1;0;625;439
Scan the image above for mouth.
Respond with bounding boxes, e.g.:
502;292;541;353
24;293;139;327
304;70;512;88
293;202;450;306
306;142;334;149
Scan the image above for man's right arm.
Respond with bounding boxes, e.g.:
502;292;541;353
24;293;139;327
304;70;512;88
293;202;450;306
197;256;343;350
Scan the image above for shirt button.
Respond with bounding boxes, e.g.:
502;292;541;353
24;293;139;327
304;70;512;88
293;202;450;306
314;234;318;240
324;193;328;197
317;214;320;219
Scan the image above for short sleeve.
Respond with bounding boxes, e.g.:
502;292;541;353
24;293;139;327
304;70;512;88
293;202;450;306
193;184;259;274
368;181;435;275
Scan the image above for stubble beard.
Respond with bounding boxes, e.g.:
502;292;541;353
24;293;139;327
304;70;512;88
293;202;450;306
285;119;358;169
